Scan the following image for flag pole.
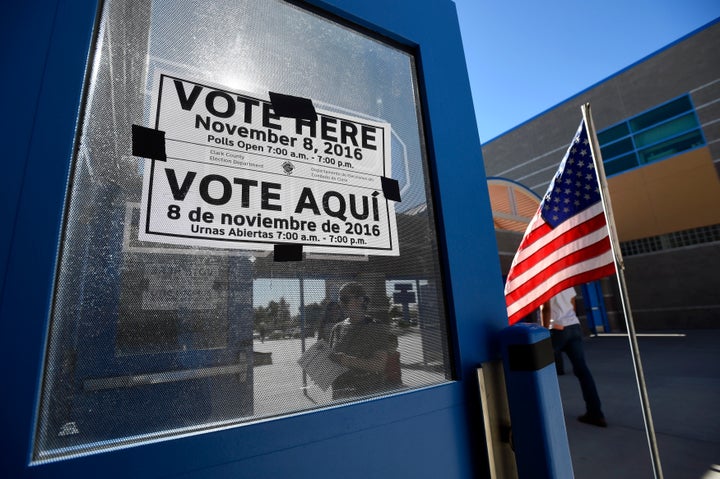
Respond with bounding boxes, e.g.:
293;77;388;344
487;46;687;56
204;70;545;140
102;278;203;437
581;103;664;479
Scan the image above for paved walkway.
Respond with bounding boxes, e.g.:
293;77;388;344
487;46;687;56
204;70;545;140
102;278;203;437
559;330;720;479
251;329;719;477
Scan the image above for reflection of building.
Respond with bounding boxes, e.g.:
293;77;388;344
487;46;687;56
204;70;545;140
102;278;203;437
484;19;720;330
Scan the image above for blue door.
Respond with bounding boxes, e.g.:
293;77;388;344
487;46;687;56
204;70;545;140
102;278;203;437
1;1;508;477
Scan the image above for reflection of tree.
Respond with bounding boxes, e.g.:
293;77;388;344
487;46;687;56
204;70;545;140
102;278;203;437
388;302;418;326
276;298;291;330
254;298;292;333
254;300;329;338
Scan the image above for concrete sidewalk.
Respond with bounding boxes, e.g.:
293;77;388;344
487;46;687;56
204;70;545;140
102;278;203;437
559;330;720;479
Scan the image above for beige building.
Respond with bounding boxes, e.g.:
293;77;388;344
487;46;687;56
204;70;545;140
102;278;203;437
483;19;720;330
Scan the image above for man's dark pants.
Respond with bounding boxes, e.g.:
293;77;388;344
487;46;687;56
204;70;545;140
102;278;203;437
550;324;604;419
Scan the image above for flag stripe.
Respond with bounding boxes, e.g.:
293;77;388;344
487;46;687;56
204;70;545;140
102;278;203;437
507;261;616;320
504;118;616;325
506;236;613;305
506;211;608;283
506;247;615;315
506;264;616;324
511;202;604;267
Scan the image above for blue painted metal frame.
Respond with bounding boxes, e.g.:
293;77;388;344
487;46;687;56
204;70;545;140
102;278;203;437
499;324;573;478
0;1;508;477
581;282;611;333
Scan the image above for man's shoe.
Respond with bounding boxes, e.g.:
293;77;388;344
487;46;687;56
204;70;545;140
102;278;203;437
578;414;607;427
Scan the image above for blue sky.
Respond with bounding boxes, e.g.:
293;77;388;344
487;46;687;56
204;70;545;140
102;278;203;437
453;0;720;143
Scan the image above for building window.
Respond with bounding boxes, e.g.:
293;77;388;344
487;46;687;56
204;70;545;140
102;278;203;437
598;95;705;175
620;224;720;256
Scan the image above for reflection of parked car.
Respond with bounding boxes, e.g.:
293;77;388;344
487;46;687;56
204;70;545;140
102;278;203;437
268;329;285;340
288;327;314;338
285;327;304;338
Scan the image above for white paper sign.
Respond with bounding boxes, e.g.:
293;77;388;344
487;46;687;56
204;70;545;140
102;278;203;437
139;73;399;256
297;340;349;391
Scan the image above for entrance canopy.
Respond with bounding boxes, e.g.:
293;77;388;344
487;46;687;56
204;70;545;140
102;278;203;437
487;177;541;232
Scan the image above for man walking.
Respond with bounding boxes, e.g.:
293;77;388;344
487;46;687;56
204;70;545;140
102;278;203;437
543;287;607;427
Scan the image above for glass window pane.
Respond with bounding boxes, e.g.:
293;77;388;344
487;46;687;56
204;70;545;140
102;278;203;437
597;122;630;145
34;0;452;461
633;113;700;148
629;95;693;132
600;137;634;160
604;152;639;176
637;130;704;164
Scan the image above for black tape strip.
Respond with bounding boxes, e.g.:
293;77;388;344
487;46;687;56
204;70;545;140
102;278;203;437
274;244;303;262
132;125;166;161
507;337;554;371
381;177;401;202
268;92;317;121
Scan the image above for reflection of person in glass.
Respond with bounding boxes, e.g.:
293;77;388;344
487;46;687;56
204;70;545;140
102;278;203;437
317;301;343;342
329;282;393;399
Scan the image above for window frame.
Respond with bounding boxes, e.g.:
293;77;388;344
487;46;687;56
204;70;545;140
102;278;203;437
598;94;706;175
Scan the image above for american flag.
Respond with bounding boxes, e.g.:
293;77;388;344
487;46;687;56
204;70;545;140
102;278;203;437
504;119;616;324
